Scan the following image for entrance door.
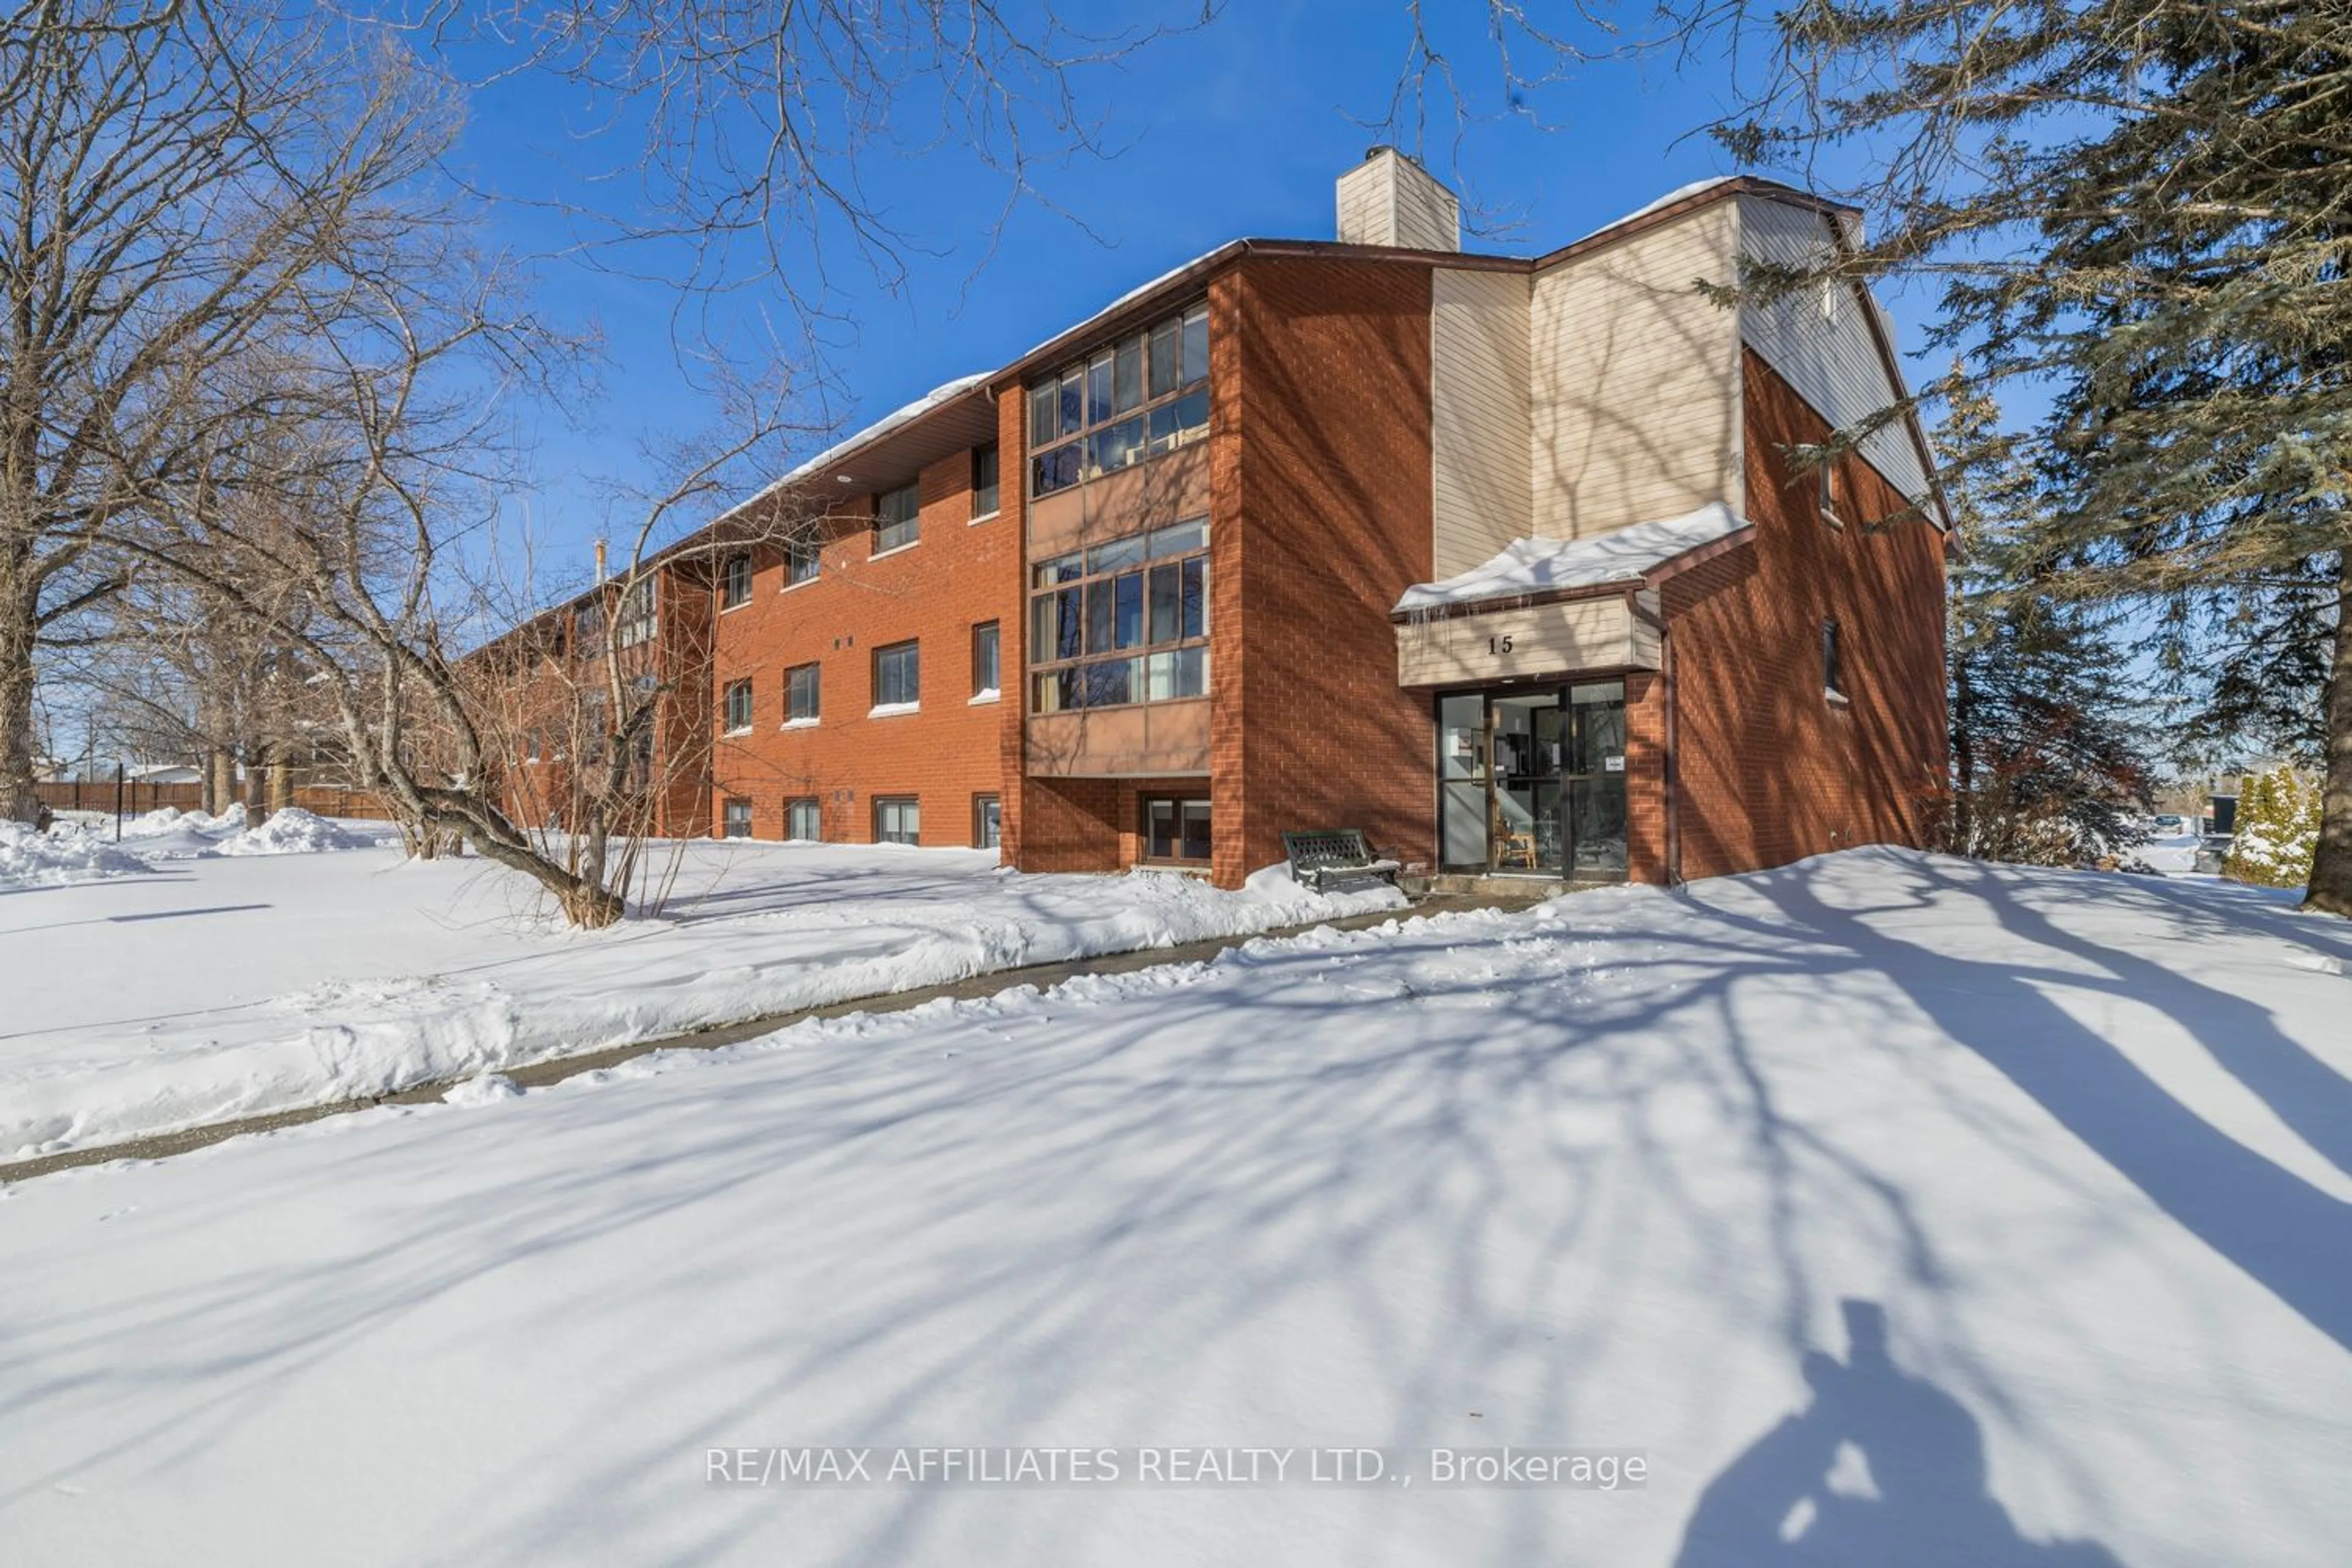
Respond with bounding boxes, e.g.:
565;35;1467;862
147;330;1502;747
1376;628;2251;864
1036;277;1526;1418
1435;683;1629;880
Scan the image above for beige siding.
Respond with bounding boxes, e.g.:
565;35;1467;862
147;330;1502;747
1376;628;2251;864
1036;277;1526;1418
1430;269;1534;577
1336;149;1459;251
1528;202;1744;539
1735;194;1932;504
1394;595;1657;687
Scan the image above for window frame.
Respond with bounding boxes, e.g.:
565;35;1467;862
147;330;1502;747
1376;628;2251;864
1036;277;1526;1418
721;797;753;839
616;577;657;648
971;620;1001;699
873;794;921;846
785;661;821;723
720;552;753;609
872;639;921;710
972;793;1001;850
784;534;821;587
1027;518;1211;714
971;443;1000;519
786;796;822;842
873;482;921;554
1025;301;1210;498
1823;617;1846;701
1139;794;1212;867
722;676;755;734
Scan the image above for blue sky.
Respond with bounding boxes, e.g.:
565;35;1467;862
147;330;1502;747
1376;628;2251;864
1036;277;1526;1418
451;2;1910;590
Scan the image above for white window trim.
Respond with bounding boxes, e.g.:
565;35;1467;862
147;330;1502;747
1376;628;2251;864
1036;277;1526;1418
723;725;755;737
782;715;821;730
968;687;1001;706
868;700;922;718
1824;687;1852;708
869;538;921;562
968;508;1000;527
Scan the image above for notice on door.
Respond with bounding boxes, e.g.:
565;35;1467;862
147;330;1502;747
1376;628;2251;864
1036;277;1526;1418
1603;755;1625;773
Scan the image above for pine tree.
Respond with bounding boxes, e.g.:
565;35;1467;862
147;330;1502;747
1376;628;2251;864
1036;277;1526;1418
1940;380;2156;865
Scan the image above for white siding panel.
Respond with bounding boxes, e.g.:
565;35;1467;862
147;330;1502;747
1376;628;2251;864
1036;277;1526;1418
1529;203;1744;540
1736;194;1932;504
1431;269;1534;577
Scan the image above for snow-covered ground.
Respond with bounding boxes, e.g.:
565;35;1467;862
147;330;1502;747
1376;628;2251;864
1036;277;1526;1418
2;848;2346;1566
0;825;1399;1159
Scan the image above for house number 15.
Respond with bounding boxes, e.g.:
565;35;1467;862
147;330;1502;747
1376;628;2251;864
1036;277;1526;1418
1488;635;1515;654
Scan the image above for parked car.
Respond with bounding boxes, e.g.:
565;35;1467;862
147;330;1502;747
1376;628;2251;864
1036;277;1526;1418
2193;834;2234;875
2150;813;2187;837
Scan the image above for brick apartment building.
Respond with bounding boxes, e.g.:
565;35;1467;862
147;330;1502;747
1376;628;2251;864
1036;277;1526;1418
507;151;1949;891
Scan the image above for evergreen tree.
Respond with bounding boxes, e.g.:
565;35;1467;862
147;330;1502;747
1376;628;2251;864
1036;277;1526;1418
2225;764;2323;887
1940;380;2156;864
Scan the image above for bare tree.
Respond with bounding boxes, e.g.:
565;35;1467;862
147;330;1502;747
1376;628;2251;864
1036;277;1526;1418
0;0;483;823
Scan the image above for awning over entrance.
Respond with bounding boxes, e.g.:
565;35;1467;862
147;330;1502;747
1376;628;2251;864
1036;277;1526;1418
1389;502;1751;687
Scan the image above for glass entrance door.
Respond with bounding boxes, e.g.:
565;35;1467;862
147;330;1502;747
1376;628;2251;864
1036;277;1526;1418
1435;683;1628;880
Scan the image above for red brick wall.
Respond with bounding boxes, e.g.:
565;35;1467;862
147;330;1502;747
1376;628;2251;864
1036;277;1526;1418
702;444;1017;846
1221;255;1436;885
1638;350;1947;881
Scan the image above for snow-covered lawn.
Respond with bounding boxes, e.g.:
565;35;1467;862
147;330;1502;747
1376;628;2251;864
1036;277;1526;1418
2;849;2347;1566
0;824;1398;1159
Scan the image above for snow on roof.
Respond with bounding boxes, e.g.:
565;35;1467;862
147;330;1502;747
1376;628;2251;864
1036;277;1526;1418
741;372;991;510
1018;243;1234;366
1393;502;1750;614
1561;176;1742;250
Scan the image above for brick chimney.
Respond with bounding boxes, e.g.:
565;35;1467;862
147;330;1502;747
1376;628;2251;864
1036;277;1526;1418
1335;146;1461;252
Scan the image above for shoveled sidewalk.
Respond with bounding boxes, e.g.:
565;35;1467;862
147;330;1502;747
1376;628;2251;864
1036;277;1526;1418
0;892;1537;1185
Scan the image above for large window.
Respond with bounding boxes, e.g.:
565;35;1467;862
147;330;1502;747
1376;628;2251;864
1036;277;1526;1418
786;535;820;586
1029;518;1209;712
971;444;1000;518
972;621;1000;698
722;677;753;733
721;552;752;609
874;796;920;845
873;639;921;709
874;483;920;553
786;662;821;723
1142;797;1211;865
722;798;752;839
786;797;821;841
1026;301;1210;498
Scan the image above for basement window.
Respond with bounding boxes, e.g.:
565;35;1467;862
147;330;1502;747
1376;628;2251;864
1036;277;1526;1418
1142;796;1212;867
874;796;921;846
722;798;752;839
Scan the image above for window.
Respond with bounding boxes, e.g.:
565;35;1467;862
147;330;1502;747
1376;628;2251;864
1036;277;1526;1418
972;793;1001;849
573;598;605;647
1142;797;1212;865
1823;617;1845;699
873;640;920;709
874;483;920;553
1817;458;1842;527
722;798;752;839
721;552;752;609
785;662;821;723
1028;518;1210;712
617;578;657;647
786;797;822;842
723;677;754;733
526;729;541;763
971;621;1000;698
874;796;920;845
581;690;608;762
1027;301;1210;497
785;534;820;586
971;444;1000;518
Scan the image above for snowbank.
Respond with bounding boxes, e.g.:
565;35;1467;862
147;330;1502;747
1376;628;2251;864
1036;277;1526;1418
0;821;149;888
2;848;2346;1566
0;842;1401;1159
1393;502;1749;612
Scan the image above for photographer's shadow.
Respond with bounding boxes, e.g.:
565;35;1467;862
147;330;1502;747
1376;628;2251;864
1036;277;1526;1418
1676;1301;2119;1568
